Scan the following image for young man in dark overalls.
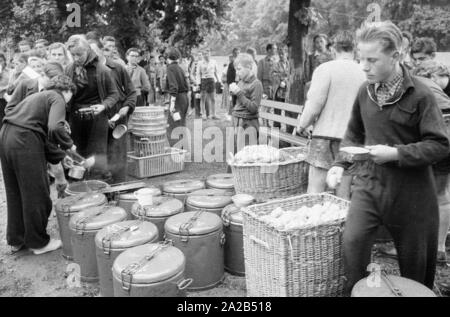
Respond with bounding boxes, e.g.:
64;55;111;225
327;21;450;294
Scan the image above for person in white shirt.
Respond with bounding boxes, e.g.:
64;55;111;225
297;31;366;199
197;49;220;120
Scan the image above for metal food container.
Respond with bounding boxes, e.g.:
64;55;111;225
339;146;370;162
164;211;225;291
117;187;161;218
206;173;235;194
65;180;110;196
352;273;436;297
95;220;159;297
55;193;107;260
131;196;184;241
185;189;233;217
68;165;86;180
162;179;205;202
69;205;128;282
222;204;245;276
112;242;191;297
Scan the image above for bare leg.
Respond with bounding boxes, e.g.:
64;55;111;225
438;201;450;253
307;165;327;193
200;91;207;119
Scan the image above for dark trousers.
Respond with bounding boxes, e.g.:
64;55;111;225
0;124;52;249
136;94;146;108
107;128;128;184
69;111;110;181
167;92;189;147
191;90;201;117
0;98;6;130
229;95;237;115
343;162;439;293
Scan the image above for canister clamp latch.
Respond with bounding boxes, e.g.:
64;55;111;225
120;241;172;293
179;210;203;242
74;205;111;235
101;220;141;255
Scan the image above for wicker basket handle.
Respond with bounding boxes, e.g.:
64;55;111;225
249;235;269;249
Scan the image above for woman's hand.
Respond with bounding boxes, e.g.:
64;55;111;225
118;106;130;118
62;155;74;169
91;104;105;115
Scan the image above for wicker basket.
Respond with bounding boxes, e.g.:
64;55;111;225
229;147;309;203
127;148;186;179
243;193;349;297
131;133;167;157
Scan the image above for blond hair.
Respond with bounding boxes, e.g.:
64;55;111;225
234;53;257;76
356;21;403;54
66;35;90;52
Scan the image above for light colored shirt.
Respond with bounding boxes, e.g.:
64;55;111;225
0;69;10;99
299;58;366;139
198;59;218;81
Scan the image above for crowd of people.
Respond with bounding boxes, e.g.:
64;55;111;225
0;20;449;295
220;22;450;294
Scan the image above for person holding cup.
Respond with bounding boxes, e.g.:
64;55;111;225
326;22;449;294
0;75;76;255
65;35;120;182
229;53;263;152
165;47;189;147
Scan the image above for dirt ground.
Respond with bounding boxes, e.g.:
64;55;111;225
0;100;449;297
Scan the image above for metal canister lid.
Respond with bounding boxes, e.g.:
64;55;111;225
164;211;222;236
352;274;436;297
162;179;205;194
186;189;233;209
222;204;243;226
112;243;185;285
206;173;235;190
95;220;158;252
131;196;184;218
55;193;107;214
69;205;128;232
66;180;110;195
119;187;161;201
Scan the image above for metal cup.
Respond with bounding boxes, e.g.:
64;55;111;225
112;124;128;139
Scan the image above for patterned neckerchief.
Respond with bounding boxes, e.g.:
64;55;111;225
374;68;404;106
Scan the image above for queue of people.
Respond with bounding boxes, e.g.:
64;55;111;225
0;22;449;295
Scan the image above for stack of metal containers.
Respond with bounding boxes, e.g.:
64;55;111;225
129;106;168;157
127;106;186;178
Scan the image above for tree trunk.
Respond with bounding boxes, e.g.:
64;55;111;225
286;0;310;105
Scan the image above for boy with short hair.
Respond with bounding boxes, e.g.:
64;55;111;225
410;37;437;68
229;53;263;151
327;21;450;293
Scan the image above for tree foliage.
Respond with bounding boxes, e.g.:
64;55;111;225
0;0;230;55
208;0;450;55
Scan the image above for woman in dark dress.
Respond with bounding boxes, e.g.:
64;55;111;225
0;75;76;255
